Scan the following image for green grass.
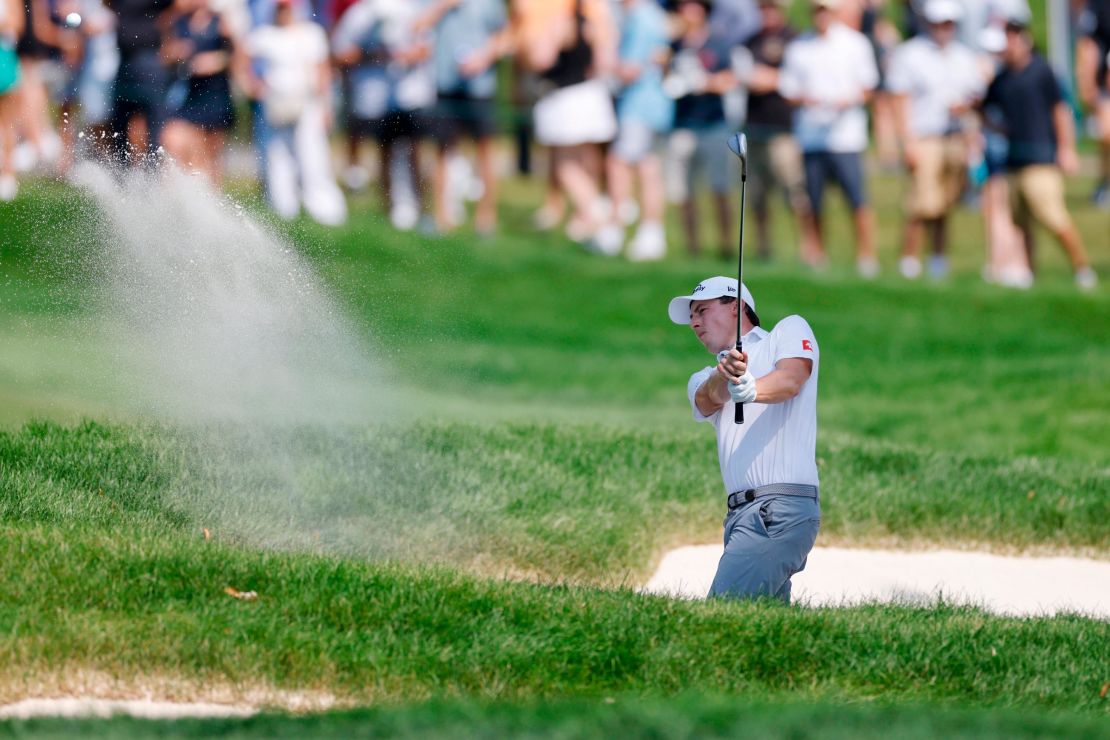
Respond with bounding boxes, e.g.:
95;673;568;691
0;166;1108;731
5;695;1110;739
3;525;1109;709
2;421;1107;585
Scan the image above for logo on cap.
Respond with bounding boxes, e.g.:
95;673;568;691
693;283;706;293
727;285;736;293
802;339;813;351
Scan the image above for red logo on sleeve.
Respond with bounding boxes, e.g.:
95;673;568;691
802;339;813;351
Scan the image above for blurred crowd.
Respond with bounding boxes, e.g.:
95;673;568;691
0;0;1107;288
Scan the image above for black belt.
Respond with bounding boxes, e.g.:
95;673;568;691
727;483;818;511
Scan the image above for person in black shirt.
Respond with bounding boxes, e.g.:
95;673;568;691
981;17;1096;290
160;0;237;185
104;0;174;164
741;0;814;262
1077;0;1110;208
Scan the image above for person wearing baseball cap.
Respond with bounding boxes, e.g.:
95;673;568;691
777;0;881;276
669;277;821;602
980;5;1097;290
886;0;984;280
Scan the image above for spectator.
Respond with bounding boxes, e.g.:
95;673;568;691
0;0;22;199
240;0;346;225
886;0;983;280
60;0;119;172
663;0;737;260
779;0;880;276
417;0;506;236
104;0;175;163
976;22;1032;288
465;0;619;251
13;0;60;172
981;12;1097;289
26;0;84;173
332;0;433;231
741;0;814;262
606;0;673;260
1077;0;1110;209
161;0;239;186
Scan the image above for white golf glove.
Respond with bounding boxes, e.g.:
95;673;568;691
717;350;757;404
728;370;757;405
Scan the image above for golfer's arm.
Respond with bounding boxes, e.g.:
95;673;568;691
695;357;813;415
695;372;732;417
754;358;812;404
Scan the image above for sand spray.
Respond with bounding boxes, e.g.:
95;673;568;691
69;163;466;561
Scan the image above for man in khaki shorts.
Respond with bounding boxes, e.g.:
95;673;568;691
887;0;984;279
981;11;1097;290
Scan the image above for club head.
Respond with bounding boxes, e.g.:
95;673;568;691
727;132;747;178
727;132;747;160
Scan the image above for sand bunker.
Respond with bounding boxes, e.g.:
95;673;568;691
0;698;256;720
645;545;1110;618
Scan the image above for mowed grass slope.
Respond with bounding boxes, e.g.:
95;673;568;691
0;173;1108;729
8;696;1110;740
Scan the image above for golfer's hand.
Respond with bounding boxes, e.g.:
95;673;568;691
716;348;747;378
728;371;757;404
717;349;756;404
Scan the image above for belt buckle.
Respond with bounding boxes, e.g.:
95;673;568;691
728;489;756;510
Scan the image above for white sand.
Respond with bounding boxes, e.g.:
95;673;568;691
644;545;1110;619
0;698;256;720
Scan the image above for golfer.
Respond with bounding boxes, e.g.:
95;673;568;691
669;276;820;602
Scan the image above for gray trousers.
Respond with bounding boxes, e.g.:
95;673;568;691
708;494;821;603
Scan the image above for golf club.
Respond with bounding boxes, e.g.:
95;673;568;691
727;132;748;425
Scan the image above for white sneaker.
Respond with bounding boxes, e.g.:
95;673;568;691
1075;266;1098;291
996;265;1033;290
0;175;17;202
41;132;62;165
342;165;370;191
627;221;666;262
588;223;624;257
617;199;640;226
899;256;922;280
12;142;36;173
928;255;949;279
857;257;880;279
390;199;419;231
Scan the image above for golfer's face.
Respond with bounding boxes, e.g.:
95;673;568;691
689;299;736;353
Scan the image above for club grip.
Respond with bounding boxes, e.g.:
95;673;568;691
732;340;744;424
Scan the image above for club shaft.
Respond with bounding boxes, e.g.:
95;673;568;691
735;168;746;425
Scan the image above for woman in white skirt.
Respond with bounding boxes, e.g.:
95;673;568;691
464;0;619;250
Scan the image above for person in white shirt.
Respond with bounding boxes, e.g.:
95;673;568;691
778;0;879;276
669;275;821;602
239;0;347;226
887;0;984;280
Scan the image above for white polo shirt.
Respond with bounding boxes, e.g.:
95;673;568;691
886;36;985;138
687;315;819;494
777;23;879;153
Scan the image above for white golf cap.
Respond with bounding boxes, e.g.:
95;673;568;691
668;276;755;325
923;0;963;24
978;25;1006;53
